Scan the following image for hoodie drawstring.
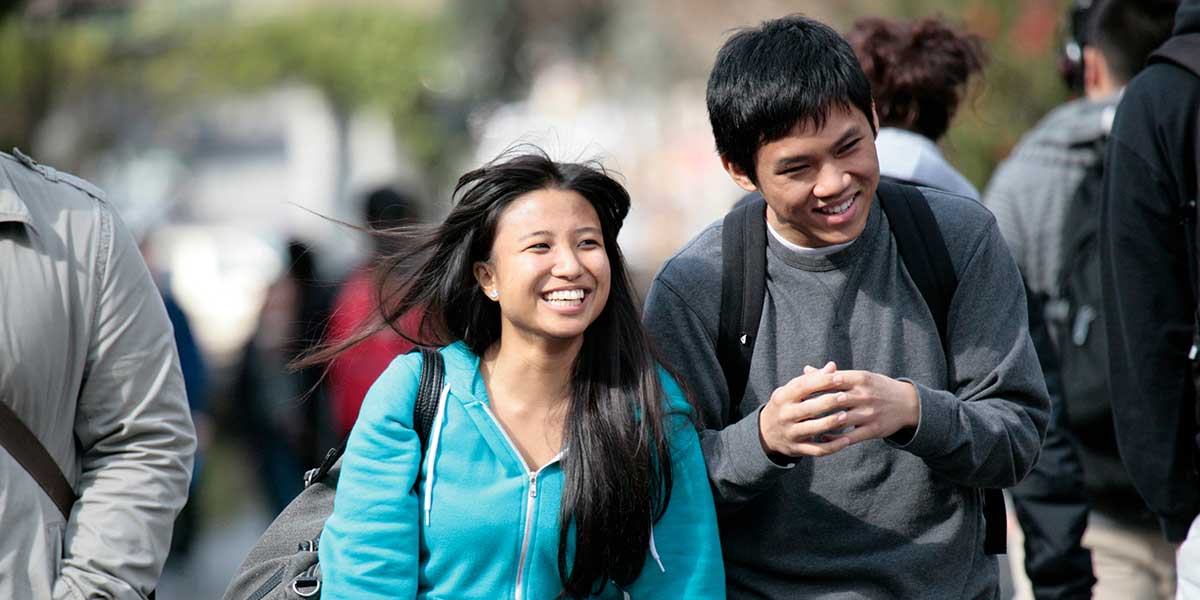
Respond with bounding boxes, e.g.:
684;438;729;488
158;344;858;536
649;525;665;573
423;383;451;527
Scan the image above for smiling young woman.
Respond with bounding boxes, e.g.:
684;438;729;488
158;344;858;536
299;149;725;600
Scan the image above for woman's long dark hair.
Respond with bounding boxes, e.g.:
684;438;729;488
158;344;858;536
302;149;677;597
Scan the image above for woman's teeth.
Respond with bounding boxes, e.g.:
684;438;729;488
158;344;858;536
544;289;585;305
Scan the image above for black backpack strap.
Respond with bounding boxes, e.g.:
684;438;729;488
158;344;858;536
878;181;1007;555
304;347;445;487
413;346;445;448
877;181;957;347
719;193;768;423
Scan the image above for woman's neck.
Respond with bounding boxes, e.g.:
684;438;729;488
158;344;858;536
479;333;579;470
481;333;580;411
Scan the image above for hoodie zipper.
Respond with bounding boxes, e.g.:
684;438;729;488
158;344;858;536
479;403;563;600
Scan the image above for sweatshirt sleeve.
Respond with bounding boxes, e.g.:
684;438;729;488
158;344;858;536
644;273;794;511
56;204;196;600
319;353;423;600
624;370;725;598
891;219;1051;489
1100;90;1200;542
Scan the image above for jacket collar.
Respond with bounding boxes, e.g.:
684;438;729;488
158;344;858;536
0;159;35;231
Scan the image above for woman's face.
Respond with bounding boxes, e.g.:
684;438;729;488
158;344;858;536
474;187;612;347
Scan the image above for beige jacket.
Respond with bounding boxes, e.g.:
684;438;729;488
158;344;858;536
0;150;196;599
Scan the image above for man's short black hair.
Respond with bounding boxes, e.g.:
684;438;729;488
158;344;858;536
706;14;875;182
1087;0;1178;84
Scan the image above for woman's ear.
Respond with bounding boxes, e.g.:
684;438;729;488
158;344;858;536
474;261;498;301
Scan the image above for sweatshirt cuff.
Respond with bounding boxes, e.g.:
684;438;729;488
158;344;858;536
887;380;955;457
726;405;796;481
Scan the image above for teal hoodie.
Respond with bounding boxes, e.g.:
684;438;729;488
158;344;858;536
319;341;725;599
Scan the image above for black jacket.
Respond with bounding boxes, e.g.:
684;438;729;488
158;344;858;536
1100;0;1200;542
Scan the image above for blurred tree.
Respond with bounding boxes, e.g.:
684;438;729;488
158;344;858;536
0;4;466;183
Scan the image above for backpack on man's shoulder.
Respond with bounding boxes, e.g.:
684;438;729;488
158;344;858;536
221;347;445;600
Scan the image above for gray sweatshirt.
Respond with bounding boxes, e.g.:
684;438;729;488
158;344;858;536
643;188;1049;599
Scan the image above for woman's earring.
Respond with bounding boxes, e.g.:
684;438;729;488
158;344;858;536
488;290;498;300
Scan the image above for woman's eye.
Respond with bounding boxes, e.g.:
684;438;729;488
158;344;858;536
527;243;550;251
579;239;601;248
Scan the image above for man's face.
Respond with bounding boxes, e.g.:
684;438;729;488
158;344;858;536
724;106;880;248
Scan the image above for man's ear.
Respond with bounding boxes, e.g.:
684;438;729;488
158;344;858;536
721;155;759;193
473;261;497;300
1082;45;1117;99
871;101;880;137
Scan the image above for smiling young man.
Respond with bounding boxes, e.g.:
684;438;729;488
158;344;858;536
643;15;1050;599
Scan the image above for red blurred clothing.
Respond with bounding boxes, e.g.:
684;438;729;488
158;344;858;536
327;267;417;438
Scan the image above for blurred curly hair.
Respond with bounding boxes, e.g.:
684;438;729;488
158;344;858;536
846;16;988;141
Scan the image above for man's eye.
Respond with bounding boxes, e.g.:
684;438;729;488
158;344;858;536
838;139;860;155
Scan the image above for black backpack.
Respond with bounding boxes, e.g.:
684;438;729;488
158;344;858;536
717;180;1006;555
222;347;445;600
1053;141;1139;498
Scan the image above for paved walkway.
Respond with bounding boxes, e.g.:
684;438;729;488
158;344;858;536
158;506;273;600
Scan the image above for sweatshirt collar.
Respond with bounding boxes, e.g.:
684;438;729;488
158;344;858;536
766;201;879;271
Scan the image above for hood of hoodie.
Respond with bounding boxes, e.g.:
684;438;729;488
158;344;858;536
1173;0;1200;36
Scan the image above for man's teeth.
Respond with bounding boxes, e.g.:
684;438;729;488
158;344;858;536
544;289;585;304
818;196;855;215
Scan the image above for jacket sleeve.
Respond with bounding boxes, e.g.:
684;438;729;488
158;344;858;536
624;370;725;598
55;205;196;600
643;275;794;511
1008;285;1095;600
892;219;1051;489
1100;121;1200;542
319;354;423;600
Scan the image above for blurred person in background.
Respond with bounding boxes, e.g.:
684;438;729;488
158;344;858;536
234;239;332;516
325;187;420;439
1099;0;1200;595
0;149;196;598
137;235;212;564
845;15;986;200
160;266;211;563
984;0;1180;598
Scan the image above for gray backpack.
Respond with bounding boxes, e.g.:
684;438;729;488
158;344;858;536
222;347;445;600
